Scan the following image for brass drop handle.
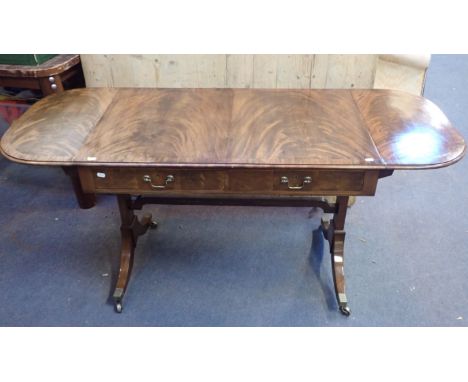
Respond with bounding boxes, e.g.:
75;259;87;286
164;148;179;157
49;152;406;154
143;174;174;189
280;176;312;190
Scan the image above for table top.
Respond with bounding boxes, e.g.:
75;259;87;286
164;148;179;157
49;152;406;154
0;54;80;78
0;88;465;170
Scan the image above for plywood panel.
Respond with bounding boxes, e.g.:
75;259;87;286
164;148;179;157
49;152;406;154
252;55;278;88
379;54;430;70
374;55;430;95
82;54;227;88
81;54;114;87
325;55;376;88
124;55;160;87
226;54;254;88
275;54;314;88
108;55;148;87
310;55;329;88
81;54;426;95
154;55;226;88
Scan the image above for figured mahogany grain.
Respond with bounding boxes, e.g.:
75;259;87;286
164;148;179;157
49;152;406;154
227;90;382;166
1;88;116;163
352;90;466;168
1;88;465;169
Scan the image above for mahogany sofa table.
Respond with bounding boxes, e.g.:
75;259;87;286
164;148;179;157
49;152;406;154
0;88;465;315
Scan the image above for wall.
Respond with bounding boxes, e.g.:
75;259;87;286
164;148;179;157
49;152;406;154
81;54;429;95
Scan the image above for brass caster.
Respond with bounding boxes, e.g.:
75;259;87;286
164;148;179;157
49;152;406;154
115;301;123;313
150;221;158;229
339;305;351;317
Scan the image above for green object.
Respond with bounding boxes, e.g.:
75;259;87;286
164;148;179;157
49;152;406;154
0;54;57;66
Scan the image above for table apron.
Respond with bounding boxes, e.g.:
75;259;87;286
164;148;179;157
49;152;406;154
78;167;380;197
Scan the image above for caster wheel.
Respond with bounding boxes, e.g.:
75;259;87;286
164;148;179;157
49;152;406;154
115;302;123;313
339;305;351;316
150;221;158;229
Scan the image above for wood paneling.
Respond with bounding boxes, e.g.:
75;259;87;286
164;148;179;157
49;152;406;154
325;55;377;88
81;54;430;96
154;55;226;88
252;55;277;88
226;55;254;88
374;55;430;95
275;54;315;88
81;54;378;90
86;55;228;88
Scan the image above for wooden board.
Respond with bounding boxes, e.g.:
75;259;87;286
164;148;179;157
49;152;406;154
374;55;429;95
81;54;377;90
0;88;465;170
81;54;430;97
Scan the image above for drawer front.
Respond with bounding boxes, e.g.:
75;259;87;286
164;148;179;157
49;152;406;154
272;170;365;192
227;170;274;192
79;167;378;196
81;167;226;193
228;169;374;195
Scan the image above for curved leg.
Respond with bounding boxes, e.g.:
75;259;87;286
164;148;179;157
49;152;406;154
112;195;157;313
321;196;351;316
330;230;350;316
113;229;135;313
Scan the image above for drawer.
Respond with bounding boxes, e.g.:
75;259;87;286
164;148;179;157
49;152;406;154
79;167;226;193
273;170;365;192
228;169;377;195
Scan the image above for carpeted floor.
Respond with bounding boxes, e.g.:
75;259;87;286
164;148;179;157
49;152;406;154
0;55;467;326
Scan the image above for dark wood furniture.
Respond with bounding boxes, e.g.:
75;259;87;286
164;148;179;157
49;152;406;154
0;88;465;315
0;54;84;96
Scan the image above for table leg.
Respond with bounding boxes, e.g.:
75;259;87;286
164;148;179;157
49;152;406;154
39;75;64;96
62;167;96;209
321;196;351;316
113;195;158;313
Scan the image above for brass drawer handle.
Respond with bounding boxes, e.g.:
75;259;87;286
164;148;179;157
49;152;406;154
143;174;174;189
280;176;312;190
